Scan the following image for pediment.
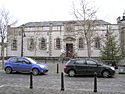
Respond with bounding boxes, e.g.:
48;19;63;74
63;37;76;41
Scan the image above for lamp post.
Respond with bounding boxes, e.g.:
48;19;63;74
49;23;52;57
21;25;25;57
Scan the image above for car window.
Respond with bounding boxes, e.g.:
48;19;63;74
75;60;86;64
17;58;30;64
87;60;97;65
9;57;18;63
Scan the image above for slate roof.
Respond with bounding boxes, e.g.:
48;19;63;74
22;21;64;27
20;20;111;27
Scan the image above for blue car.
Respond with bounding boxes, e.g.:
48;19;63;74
4;57;48;75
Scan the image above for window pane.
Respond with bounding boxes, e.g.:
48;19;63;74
95;37;100;49
56;38;61;49
53;26;58;30
27;38;35;51
39;38;46;50
76;60;85;64
9;57;18;62
79;38;84;48
87;60;96;65
43;27;49;31
11;39;17;50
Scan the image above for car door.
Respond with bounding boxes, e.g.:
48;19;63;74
74;59;87;75
86;60;98;75
9;57;19;70
15;58;32;72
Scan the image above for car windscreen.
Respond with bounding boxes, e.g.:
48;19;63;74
26;57;37;64
67;59;76;64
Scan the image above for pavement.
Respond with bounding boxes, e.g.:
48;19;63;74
0;86;124;94
0;61;125;94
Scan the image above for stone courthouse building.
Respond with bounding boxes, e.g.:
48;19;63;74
6;19;120;59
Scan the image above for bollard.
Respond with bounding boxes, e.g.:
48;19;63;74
30;72;33;89
57;63;59;74
93;72;97;92
61;72;64;91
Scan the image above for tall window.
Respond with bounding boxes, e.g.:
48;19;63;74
39;38;46;50
95;37;100;49
55;38;61;49
27;38;35;51
11;39;17;50
78;38;84;49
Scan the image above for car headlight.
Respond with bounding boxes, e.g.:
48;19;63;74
40;65;45;68
110;67;115;71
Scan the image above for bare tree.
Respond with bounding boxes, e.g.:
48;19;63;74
73;0;97;58
0;8;17;69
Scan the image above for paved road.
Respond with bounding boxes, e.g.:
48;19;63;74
0;62;125;94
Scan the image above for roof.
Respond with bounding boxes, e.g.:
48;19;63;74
94;20;111;25
22;21;64;27
20;20;111;27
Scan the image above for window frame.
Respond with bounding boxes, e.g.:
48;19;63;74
27;37;35;51
95;37;101;49
78;37;84;49
55;38;61;49
39;37;47;50
11;39;17;51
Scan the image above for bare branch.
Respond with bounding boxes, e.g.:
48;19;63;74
73;0;97;58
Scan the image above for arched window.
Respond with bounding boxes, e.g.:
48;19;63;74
95;37;100;49
55;38;61;49
78;38;84;49
11;39;17;50
39;38;46;50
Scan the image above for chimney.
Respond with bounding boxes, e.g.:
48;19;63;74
123;10;125;20
117;16;121;23
119;10;125;22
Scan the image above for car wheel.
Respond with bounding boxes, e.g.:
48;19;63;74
102;70;110;78
5;67;12;74
32;68;39;75
68;70;76;77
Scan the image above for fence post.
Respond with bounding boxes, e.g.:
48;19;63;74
93;72;97;92
61;72;64;91
30;72;33;89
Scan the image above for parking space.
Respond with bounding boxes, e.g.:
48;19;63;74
0;62;125;93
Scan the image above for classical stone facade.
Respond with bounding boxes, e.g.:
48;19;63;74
6;20;119;58
117;13;125;57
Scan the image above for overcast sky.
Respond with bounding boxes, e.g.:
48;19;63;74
0;0;125;26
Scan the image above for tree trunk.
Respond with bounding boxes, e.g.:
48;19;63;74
1;37;4;69
87;41;91;58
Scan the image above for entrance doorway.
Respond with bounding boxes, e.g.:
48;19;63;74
66;43;73;58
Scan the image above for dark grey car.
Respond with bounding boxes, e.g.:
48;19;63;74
64;59;115;78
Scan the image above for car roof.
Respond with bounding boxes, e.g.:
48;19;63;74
69;58;97;61
8;56;29;60
69;58;100;63
9;56;27;58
